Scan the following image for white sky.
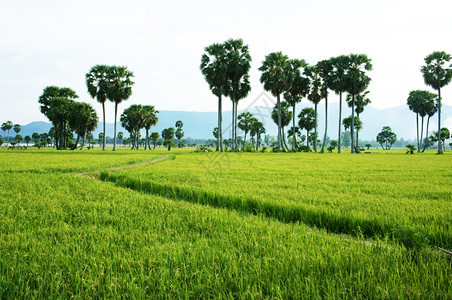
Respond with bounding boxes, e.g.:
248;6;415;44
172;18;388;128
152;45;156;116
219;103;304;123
1;0;452;125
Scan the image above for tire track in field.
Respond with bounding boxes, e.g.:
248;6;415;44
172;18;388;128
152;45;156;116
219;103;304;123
76;154;173;180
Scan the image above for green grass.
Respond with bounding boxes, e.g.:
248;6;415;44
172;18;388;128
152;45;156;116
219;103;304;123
105;150;452;249
0;147;451;298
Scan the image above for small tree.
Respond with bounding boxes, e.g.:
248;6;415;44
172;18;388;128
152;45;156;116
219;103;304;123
15;134;23;144
365;143;371;150
406;144;416;154
150;132;160;150
0;137;3;147
327;140;338;153
24;135;31;146
376;126;397;150
162;128;175;151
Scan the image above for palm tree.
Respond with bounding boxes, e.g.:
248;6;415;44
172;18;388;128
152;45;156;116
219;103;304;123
271;101;292;151
200;42;230;152
225;39;252;152
117;132;124;146
142;106;159;150
421;97;438;152
345;54;372;153
259;52;289;152
175;120;184;146
317;59;334;153
283;59;310;151
150;132;160;149
298;107;316;149
421;51;452;154
24;135;31;146
13;124;21;136
106;66;135;151
1;121;12;146
305;65;322;152
407;90;437;152
86;65;110;151
330;55;350;154
250;120;265;150
343;115;363;147
346;90;371;149
237;112;254;143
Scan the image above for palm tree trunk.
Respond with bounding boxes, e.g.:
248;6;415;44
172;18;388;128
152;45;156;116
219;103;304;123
282;128;289;151
422;116;431;152
351;94;355;154
416;113;420;152
113;103;118;151
338;92;342;154
356;112;360;150
292;104;296;151
314;103;318;153
234;101;238;151
72;134;80;150
218;89;223;152
145;129;149;150
277;93;281;153
419;116;424;152
102;102;106;151
80;135;85;150
231;100;235;152
437;88;442;154
306;130;309;148
321;95;328;153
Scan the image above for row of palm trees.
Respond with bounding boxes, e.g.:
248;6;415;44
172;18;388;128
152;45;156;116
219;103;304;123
419;51;452;154
1;122;21;146
86;65;134;151
200;39;373;154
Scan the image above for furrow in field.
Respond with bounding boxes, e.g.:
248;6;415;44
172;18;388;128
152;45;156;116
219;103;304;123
98;171;447;249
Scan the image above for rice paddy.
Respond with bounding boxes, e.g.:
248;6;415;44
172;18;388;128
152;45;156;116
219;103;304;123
1;148;451;298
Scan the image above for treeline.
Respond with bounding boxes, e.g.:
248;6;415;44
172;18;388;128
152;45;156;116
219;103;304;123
201;39;452;154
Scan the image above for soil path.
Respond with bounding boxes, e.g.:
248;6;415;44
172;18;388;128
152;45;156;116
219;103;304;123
76;154;171;180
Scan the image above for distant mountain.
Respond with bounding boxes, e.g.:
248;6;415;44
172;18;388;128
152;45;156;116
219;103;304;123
10;104;452;142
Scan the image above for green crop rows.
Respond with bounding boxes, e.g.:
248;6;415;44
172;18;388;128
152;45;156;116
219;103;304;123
1;148;451;298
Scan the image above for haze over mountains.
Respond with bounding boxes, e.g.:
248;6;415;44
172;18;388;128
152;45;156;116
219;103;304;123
15;104;452;142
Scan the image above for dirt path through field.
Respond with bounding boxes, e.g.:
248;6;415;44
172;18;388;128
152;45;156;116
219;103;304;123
76;154;172;180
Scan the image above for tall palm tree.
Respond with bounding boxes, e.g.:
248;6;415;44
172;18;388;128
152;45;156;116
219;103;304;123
107;66;135;151
250;119;265;150
346;90;371;149
345;54;372;153
2;121;12;146
237;112;254;143
225;39;252;152
305;65;323;152
142;105;159;150
317;59;334;153
330;55;350;154
271;101;292;151
283;59;310;151
86;65;110;151
298;107;316;149
421;97;438;152
13;124;21;136
200;42;230;152
259;52;289;152
421;51;452;154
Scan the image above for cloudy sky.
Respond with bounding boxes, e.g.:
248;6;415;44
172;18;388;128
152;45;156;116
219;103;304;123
1;0;452;125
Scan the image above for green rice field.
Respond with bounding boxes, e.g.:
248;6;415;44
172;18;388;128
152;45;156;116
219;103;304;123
1;148;451;298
